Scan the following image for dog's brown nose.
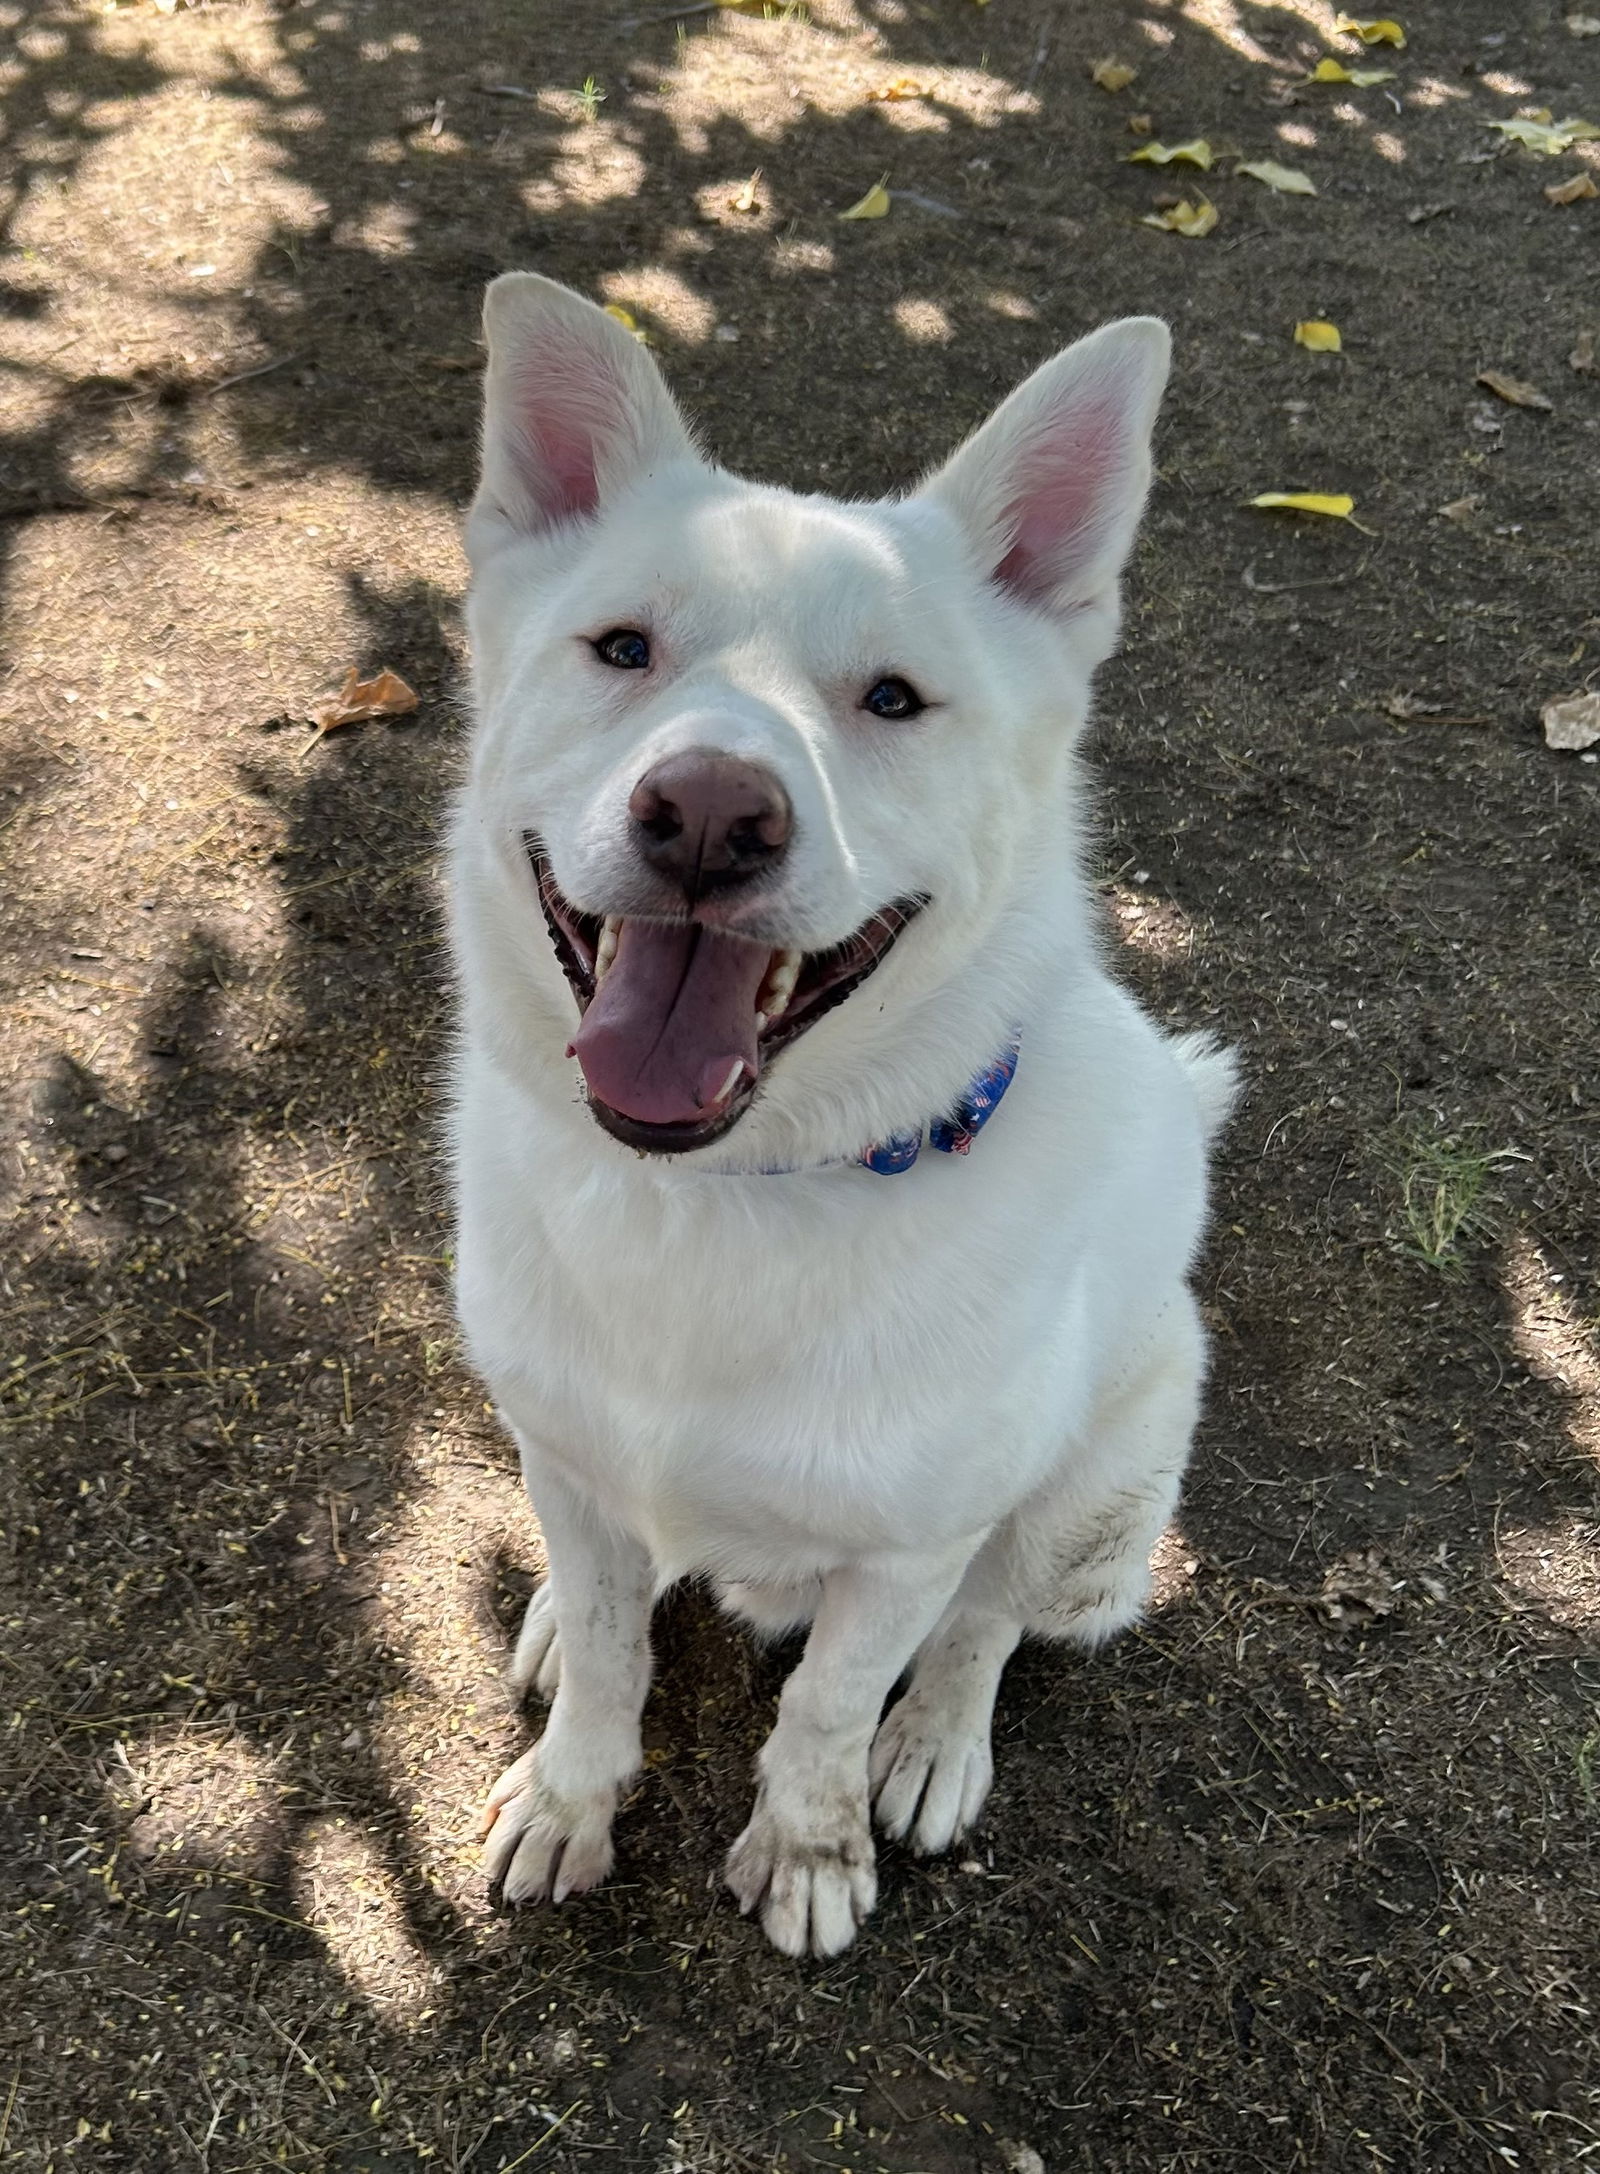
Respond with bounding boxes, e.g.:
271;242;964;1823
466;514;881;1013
628;751;792;897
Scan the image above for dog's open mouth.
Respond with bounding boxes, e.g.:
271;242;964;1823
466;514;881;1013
526;839;925;1153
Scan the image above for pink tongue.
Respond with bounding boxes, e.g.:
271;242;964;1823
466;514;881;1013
568;920;772;1126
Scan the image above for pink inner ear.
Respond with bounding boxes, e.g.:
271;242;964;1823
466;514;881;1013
993;395;1126;605
512;328;626;527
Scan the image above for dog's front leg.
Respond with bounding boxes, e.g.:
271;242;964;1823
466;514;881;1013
726;1543;976;1958
481;1456;653;1907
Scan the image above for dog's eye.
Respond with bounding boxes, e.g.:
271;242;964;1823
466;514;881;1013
862;676;924;722
594;628;651;671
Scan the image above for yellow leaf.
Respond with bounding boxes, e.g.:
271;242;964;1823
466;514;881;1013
1489;114;1600;152
1546;171;1599;202
1476;368;1553;410
838;175;891;220
1141;196;1219;237
1250;491;1356;519
866;77;928;102
1127;138;1214;169
602;303;647;343
1091;58;1138;92
1295;319;1343;351
1238;157;1318;194
1334;15;1406;45
1310;57;1398;82
731;169;761;213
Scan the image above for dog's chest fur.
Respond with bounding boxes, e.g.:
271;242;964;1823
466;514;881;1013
452;987;1208;1586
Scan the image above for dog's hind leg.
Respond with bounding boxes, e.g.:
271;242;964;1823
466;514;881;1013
869;1607;1021;1855
508;1581;561;1700
716;1575;823;1638
871;1295;1205;1854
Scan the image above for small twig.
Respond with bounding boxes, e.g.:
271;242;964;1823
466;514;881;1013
497;2102;582;2172
203;352;298;398
1021;29;1050;94
1242;554;1370;594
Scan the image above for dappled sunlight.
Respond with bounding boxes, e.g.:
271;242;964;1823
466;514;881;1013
1501;1232;1600;1466
292;1814;437;2023
1105;880;1200;967
597;264;718;342
1495;1518;1600;1635
893;296;953;342
118;1725;284;1884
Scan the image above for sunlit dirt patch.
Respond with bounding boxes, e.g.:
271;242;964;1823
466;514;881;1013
1502;1231;1600;1465
1105;880;1198;965
292;1813;435;2021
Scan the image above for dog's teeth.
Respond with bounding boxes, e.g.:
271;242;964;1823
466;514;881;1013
706;1060;745;1109
595;915;622;981
759;946;803;1021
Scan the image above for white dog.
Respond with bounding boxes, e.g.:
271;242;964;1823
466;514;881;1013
449;273;1235;1958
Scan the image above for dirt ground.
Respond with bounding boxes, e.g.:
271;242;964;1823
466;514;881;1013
2;0;1598;2168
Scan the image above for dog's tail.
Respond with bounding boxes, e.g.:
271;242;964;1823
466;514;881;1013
1171;1030;1242;1146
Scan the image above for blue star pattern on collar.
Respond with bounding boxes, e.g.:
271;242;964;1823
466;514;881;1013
858;1033;1021;1175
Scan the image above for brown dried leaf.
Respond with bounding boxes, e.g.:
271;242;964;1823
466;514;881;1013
1571;327;1598;372
1475;368;1553;410
1318;1548;1402;1626
1545;171;1599;203
307;667;420;734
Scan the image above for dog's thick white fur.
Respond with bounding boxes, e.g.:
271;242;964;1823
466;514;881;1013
449;274;1236;1958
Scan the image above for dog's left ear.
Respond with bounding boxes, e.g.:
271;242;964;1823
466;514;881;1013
919;318;1170;618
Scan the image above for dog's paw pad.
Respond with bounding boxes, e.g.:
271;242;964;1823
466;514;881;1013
507;1584;562;1701
869;1696;994;1857
481;1747;613;1905
725;1802;877;1958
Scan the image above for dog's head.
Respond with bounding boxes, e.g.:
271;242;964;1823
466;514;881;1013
457;273;1169;1169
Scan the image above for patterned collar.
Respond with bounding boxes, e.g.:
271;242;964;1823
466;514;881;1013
856;1032;1021;1174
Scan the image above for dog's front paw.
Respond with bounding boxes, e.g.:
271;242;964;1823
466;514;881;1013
506;1583;562;1701
724;1792;877;1958
480;1745;614;1906
869;1691;994;1856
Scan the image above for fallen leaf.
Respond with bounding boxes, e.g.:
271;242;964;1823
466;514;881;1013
1545;171;1599;202
1141;196;1219;236
731;168;761;213
838;175;891;220
1436;493;1483;521
306;667;419;735
1250;490;1357;519
1307;57;1396;82
1334;15;1407;46
1542;691;1600;749
1476;368;1553;410
1238;157;1318;194
1127;112;1155;136
1129;137;1214;168
1566;12;1600;32
1295;318;1342;351
866;77;928;102
1319;1548;1402;1626
1488;114;1600;153
602;303;648;342
1091;58;1138;91
1571;327;1598;372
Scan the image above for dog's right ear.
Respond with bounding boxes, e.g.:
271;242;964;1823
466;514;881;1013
468;274;700;559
